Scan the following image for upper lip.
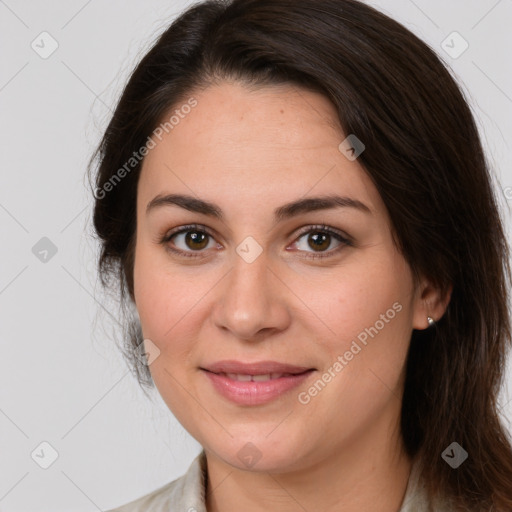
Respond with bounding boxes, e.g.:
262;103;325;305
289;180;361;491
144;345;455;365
201;360;315;375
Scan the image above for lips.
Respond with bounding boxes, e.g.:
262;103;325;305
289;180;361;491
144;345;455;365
201;360;314;376
220;372;295;381
200;360;316;406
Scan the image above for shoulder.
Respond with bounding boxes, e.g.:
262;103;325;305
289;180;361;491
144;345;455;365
104;450;207;512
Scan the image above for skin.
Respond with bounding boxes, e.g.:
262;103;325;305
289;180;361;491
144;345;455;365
133;81;450;512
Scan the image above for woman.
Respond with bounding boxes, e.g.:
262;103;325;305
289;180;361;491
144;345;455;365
89;0;512;510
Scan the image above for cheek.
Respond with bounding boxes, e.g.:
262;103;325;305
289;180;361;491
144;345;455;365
296;254;414;375
133;255;208;435
133;243;216;362
302;264;409;336
133;244;186;345
297;268;412;435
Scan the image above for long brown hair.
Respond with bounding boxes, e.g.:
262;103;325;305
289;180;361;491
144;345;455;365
88;0;512;509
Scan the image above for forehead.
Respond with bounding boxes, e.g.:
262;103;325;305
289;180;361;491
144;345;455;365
138;82;383;217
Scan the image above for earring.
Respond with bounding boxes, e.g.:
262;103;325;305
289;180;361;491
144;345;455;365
427;316;436;327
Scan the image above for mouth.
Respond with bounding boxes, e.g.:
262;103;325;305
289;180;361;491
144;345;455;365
200;360;316;406
209;371;308;381
201;359;315;376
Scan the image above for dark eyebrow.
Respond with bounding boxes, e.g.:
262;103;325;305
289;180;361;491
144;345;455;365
273;195;372;221
146;193;372;222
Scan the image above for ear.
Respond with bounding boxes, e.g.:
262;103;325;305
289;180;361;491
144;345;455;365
412;277;452;330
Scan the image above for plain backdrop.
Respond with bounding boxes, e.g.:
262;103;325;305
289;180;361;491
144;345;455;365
0;1;511;510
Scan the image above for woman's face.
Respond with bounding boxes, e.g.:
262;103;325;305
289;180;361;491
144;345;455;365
133;81;430;472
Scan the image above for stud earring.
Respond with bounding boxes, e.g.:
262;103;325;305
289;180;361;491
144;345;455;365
427;316;436;327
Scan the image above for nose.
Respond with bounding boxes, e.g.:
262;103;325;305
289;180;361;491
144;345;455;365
211;248;291;342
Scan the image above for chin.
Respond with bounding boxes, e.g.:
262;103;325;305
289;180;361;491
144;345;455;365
205;433;311;473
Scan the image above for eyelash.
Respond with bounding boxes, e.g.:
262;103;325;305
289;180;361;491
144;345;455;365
159;223;353;260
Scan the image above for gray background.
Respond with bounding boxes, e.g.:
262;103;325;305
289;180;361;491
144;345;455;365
0;1;511;510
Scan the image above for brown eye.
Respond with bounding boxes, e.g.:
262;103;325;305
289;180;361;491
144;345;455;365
164;226;217;256
183;231;209;250
290;225;352;260
295;230;341;253
307;232;332;251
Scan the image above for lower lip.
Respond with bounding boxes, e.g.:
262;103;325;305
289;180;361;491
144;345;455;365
202;369;315;406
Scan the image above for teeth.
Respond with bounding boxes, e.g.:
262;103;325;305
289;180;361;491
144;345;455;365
223;372;290;381
252;374;272;382
226;373;252;381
